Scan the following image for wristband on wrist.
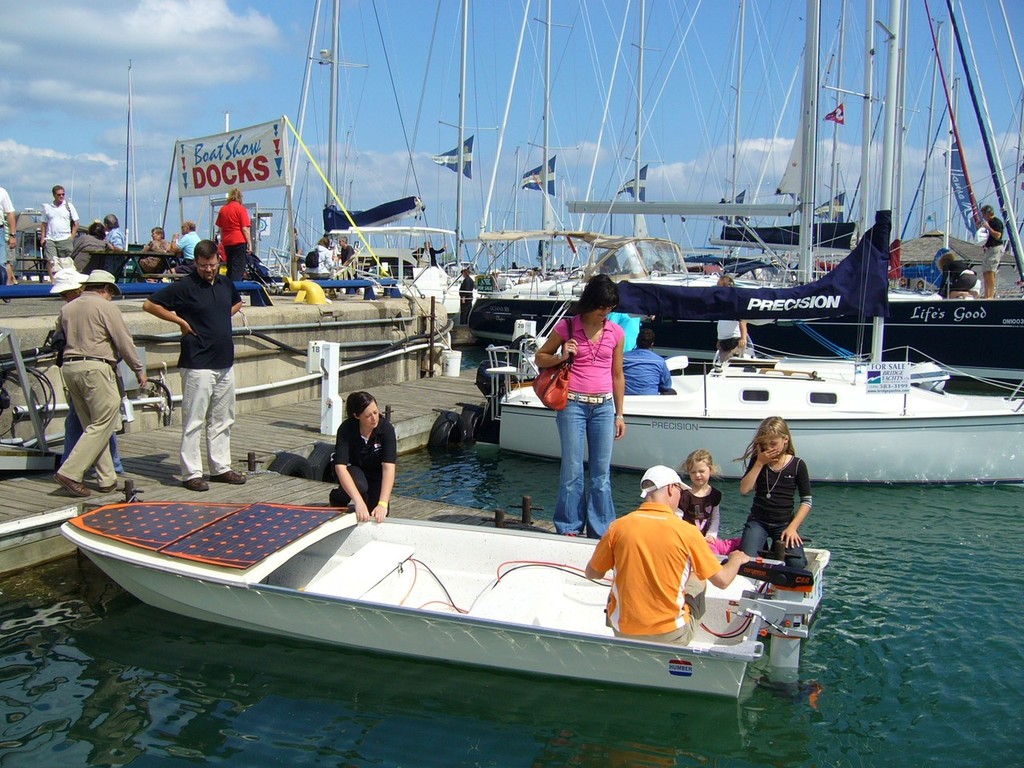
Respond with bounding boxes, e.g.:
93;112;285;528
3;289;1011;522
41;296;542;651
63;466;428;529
378;500;389;509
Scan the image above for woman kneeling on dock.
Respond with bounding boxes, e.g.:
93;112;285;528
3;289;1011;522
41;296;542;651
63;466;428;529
329;391;396;522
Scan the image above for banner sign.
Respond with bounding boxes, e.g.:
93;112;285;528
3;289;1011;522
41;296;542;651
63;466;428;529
176;118;290;198
617;210;892;321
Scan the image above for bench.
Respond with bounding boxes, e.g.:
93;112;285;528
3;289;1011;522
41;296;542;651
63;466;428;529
304;540;415;600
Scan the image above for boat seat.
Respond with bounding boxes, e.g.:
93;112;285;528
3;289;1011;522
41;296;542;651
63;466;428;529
304;540;415;600
468;569;564;627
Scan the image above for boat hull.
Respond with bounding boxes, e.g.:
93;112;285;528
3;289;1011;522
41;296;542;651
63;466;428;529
498;377;1024;484
63;517;781;698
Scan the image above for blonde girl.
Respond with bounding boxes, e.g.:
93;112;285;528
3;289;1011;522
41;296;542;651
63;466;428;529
678;449;740;555
737;416;811;567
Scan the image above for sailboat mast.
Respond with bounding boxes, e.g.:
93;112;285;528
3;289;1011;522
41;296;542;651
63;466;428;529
731;0;745;223
796;0;819;283
125;60;132;245
826;1;843;221
859;0;874;227
872;0;902;362
455;0;468;257
327;0;340;203
633;0;646;237
541;0;553;267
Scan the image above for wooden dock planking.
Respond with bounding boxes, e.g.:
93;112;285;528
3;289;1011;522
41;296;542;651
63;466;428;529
0;372;553;575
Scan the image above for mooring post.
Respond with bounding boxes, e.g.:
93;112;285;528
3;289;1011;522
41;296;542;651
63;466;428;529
521;496;533;525
247;451;256;471
494;507;506;528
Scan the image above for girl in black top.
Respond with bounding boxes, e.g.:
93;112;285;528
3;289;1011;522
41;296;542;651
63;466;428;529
737;416;811;567
329;391;396;522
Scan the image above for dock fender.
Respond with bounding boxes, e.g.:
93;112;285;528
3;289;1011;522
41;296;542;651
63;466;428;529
428;410;464;448
459;405;483;445
268;451;315;479
307;441;337;483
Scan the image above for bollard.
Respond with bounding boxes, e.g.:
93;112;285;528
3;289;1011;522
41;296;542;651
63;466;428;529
247;451;257;471
521;496;533;526
494;507;506;528
123;479;138;503
385;405;393;423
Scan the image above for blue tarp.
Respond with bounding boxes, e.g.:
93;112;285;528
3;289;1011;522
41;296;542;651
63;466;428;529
617;210;891;321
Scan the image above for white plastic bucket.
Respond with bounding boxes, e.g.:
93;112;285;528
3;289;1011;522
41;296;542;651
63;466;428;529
442;350;462;377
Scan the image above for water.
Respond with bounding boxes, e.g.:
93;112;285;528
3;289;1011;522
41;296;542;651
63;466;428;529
3;447;1024;766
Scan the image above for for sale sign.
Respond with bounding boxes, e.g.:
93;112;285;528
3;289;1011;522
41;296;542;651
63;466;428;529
865;362;911;393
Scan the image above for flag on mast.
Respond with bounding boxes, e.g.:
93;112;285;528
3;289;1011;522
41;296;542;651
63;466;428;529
824;103;845;124
431;136;473;178
617;164;648;202
813;192;846;220
522;156;556;195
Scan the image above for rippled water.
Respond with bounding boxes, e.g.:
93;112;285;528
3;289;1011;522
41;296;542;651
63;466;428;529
2;450;1023;767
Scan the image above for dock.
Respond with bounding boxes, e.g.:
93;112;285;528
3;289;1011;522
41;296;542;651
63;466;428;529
0;373;548;576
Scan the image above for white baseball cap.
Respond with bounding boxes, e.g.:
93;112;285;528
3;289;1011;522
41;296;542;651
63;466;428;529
639;465;690;498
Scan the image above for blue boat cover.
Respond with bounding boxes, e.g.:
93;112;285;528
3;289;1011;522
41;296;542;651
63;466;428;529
70;502;343;569
617;210;892;321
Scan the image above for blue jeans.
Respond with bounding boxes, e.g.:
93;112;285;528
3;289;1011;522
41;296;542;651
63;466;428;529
64;402;123;474
740;517;806;568
554;398;616;538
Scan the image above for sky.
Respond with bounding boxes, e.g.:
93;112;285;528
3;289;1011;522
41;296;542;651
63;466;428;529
1;0;1022;265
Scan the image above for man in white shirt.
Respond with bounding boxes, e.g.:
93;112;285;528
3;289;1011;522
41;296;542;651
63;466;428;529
41;185;79;276
0;184;16;288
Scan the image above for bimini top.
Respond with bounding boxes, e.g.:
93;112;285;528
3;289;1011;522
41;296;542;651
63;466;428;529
68;502;343;569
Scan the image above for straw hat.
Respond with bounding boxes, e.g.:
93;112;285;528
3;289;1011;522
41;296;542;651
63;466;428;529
49;268;89;295
83;270;121;296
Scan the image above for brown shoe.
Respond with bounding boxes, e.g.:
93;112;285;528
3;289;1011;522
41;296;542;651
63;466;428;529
210;470;246;485
55;472;91;498
183;477;210;492
96;483;118;493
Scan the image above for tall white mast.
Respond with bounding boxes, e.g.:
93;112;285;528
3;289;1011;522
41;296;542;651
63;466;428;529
872;0;902;361
796;0;820;283
455;0;468;255
633;0;647;237
859;0;875;226
731;0;745;222
326;0;340;202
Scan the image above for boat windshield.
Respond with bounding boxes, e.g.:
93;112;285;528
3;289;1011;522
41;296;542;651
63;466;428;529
594;239;687;277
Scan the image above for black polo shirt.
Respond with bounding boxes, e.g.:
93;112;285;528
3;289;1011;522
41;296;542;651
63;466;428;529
333;418;397;479
149;271;241;369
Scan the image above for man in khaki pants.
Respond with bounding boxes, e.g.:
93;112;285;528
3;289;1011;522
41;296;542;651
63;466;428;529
54;270;147;497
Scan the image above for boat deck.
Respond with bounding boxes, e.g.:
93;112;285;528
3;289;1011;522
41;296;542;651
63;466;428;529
1;373;541;574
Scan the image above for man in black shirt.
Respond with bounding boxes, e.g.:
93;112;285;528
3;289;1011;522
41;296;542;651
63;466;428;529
459;267;475;325
144;240;245;491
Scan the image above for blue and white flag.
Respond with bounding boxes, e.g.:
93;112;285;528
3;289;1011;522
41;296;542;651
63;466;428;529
617;164;648;202
813;192;846;221
522;156;556;195
432;136;473;178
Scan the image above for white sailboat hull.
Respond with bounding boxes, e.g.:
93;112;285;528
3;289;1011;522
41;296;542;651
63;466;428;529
498;364;1024;484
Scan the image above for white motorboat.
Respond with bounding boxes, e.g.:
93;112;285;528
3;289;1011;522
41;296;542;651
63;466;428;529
62;501;829;698
496;354;1024;484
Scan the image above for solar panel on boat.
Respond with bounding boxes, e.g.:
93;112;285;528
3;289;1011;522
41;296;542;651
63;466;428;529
70;502;343;569
162;503;340;568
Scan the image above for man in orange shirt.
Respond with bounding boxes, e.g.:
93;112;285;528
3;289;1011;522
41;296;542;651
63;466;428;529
585;465;750;644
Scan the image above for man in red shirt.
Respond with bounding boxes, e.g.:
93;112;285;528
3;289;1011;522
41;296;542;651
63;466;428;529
215;187;252;281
